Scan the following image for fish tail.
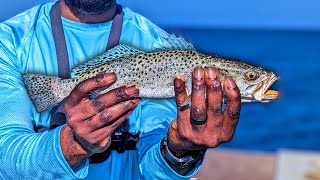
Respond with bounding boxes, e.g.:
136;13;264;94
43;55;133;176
23;74;68;112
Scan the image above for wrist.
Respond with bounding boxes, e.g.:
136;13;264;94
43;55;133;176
168;126;206;157
60;126;93;167
160;135;206;175
167;127;188;157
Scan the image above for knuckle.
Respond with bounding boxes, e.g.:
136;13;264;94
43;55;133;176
191;107;207;120
100;111;112;123
80;106;91;114
92;97;106;109
122;101;130;110
229;110;241;121
209;80;221;91
94;74;105;85
115;88;129;100
66;117;76;128
174;79;186;94
123;100;135;110
74;82;87;95
192;83;205;92
228;89;241;100
208;106;222;116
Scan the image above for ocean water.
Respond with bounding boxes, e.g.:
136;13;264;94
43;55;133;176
166;28;320;151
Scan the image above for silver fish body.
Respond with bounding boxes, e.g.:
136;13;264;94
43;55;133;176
23;43;279;112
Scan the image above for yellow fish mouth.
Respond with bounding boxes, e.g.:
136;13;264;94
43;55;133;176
264;90;279;99
254;74;280;102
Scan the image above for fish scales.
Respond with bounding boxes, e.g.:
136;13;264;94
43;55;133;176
75;50;223;98
23;42;279;112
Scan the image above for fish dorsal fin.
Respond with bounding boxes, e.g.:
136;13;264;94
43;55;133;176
155;33;196;51
71;44;143;77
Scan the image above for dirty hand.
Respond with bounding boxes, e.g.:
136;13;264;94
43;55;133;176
60;73;140;167
168;66;241;157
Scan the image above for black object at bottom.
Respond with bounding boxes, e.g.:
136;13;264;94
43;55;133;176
89;120;139;164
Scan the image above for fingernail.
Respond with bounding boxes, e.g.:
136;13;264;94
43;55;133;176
193;67;203;80
207;67;217;80
226;77;237;90
175;78;185;89
98;73;116;82
125;85;139;96
131;98;141;104
176;74;185;81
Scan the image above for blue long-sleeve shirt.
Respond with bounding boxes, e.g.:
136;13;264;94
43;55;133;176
0;2;203;179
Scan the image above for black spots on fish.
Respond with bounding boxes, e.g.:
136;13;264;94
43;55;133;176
137;55;143;59
185;54;192;61
218;69;229;77
99;66;105;72
133;67;141;72
136;73;142;79
130;49;136;53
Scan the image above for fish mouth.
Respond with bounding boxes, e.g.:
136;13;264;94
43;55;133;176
254;74;280;102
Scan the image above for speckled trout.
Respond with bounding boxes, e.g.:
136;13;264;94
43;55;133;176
23;36;279;112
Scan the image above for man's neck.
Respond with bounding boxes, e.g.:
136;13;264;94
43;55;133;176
60;0;117;23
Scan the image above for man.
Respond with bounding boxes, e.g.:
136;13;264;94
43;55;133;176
0;0;241;179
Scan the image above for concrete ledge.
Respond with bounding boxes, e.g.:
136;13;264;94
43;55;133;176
194;149;276;180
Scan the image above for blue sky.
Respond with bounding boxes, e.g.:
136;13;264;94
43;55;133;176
1;0;320;30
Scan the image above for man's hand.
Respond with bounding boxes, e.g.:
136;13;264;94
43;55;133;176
168;66;241;157
60;73;140;167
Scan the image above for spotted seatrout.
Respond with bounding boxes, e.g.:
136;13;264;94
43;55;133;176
23;36;279;112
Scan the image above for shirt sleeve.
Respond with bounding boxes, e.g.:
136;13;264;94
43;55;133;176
0;41;89;179
136;99;203;180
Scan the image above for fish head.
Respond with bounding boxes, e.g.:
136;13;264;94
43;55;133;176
225;64;280;102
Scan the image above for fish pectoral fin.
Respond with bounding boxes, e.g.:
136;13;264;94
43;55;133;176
180;95;191;107
70;44;144;77
155;33;196;52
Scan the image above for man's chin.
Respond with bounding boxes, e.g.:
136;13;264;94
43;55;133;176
64;0;115;15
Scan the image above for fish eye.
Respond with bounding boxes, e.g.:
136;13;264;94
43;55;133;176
245;71;258;81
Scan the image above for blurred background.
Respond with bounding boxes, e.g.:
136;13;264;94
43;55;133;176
1;0;320;179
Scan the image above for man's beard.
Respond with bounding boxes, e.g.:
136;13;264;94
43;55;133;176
64;0;115;15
